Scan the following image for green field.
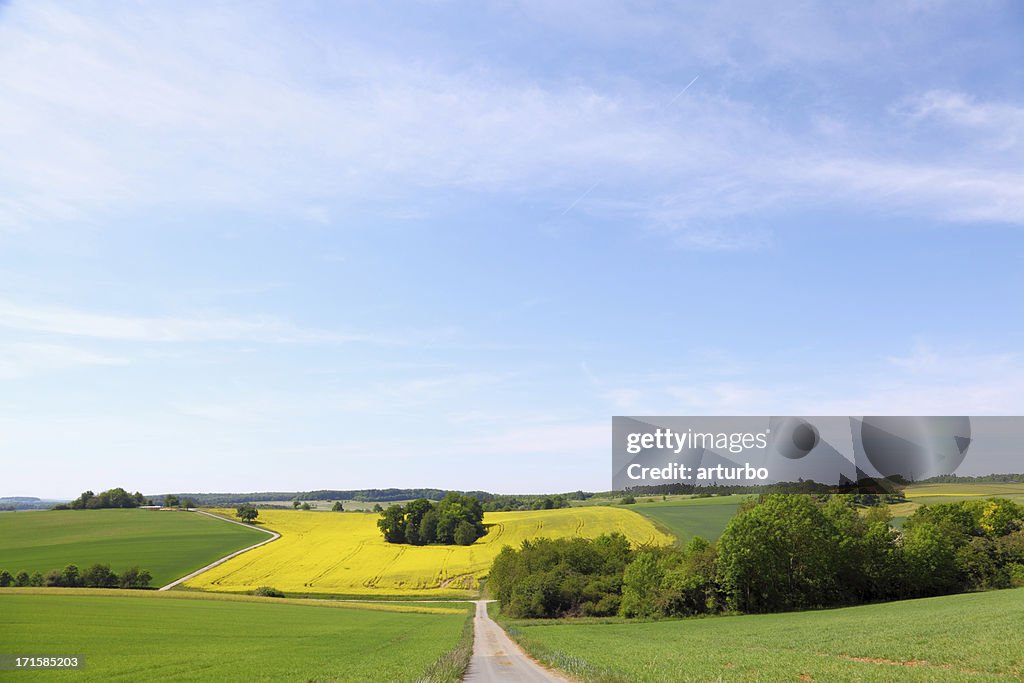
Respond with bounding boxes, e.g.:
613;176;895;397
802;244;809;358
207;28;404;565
499;588;1024;682
0;509;265;587
904;482;1024;506
630;496;747;544
0;589;471;682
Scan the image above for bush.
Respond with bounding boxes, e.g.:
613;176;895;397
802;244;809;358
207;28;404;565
14;571;30;587
489;534;633;618
252;586;285;597
619;495;636;505
0;570;12;587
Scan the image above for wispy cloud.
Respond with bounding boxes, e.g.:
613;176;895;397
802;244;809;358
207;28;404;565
3;3;1024;247
0;299;382;344
0;341;128;379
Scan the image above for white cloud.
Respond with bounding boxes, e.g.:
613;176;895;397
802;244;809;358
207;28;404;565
599;346;1024;417
897;90;1024;150
0;341;128;379
1;2;1022;246
0;299;380;344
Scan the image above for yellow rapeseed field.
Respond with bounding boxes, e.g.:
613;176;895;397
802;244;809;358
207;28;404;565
185;507;673;596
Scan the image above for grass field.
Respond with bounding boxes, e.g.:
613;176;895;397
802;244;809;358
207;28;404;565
0;588;472;682
629;496;747;544
0;509;265;587
500;587;1024;682
904;482;1024;506
185;507;673;596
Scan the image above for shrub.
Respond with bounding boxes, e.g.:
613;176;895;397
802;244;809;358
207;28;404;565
252;586;285;597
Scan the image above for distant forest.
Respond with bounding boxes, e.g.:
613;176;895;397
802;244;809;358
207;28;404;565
922;473;1024;483
157;489;593;508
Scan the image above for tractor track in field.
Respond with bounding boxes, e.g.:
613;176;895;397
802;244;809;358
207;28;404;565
305;541;368;587
158;511;280;591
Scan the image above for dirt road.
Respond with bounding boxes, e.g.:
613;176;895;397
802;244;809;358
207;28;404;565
463;600;569;682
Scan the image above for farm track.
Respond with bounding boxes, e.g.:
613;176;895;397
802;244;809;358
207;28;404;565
158;511;280;591
464;600;569;682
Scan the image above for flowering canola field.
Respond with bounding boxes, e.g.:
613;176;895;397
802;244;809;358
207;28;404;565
185;507;673;596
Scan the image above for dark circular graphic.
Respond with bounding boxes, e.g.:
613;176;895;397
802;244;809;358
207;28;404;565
775;418;820;460
792;422;819;452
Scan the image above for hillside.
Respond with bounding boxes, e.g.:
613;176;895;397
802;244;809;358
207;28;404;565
186;507;673;596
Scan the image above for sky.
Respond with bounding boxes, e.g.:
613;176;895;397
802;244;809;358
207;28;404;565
1;1;1023;498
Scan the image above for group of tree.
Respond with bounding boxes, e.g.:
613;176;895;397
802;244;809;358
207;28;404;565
54;488;147;510
0;564;151;589
488;494;1024;619
377;493;485;546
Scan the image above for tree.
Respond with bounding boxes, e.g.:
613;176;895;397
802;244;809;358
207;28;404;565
292;500;301;509
620;551;664;617
181;498;195;510
300;502;311;511
29;572;43;587
332;501;344;512
119;566;152;589
716;495;840;612
620;495;636;505
70;491;94;510
0;570;11;587
14;571;30;587
61;564;82;588
82;564;119;588
236;504;259;523
164;494;180;508
454;520;477;545
419;509;439;544
372;503;384;512
377;505;407;543
899;518;961;597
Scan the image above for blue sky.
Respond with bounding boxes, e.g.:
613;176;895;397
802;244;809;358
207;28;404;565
1;1;1023;498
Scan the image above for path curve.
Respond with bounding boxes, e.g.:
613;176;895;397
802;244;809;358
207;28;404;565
463;600;569;683
158;510;280;591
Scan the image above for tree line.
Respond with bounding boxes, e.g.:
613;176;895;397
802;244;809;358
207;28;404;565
0;564;152;589
378;493;485;546
488;494;1024;619
52;488;195;510
54;488;147;510
924;473;1024;483
482;495;573;512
